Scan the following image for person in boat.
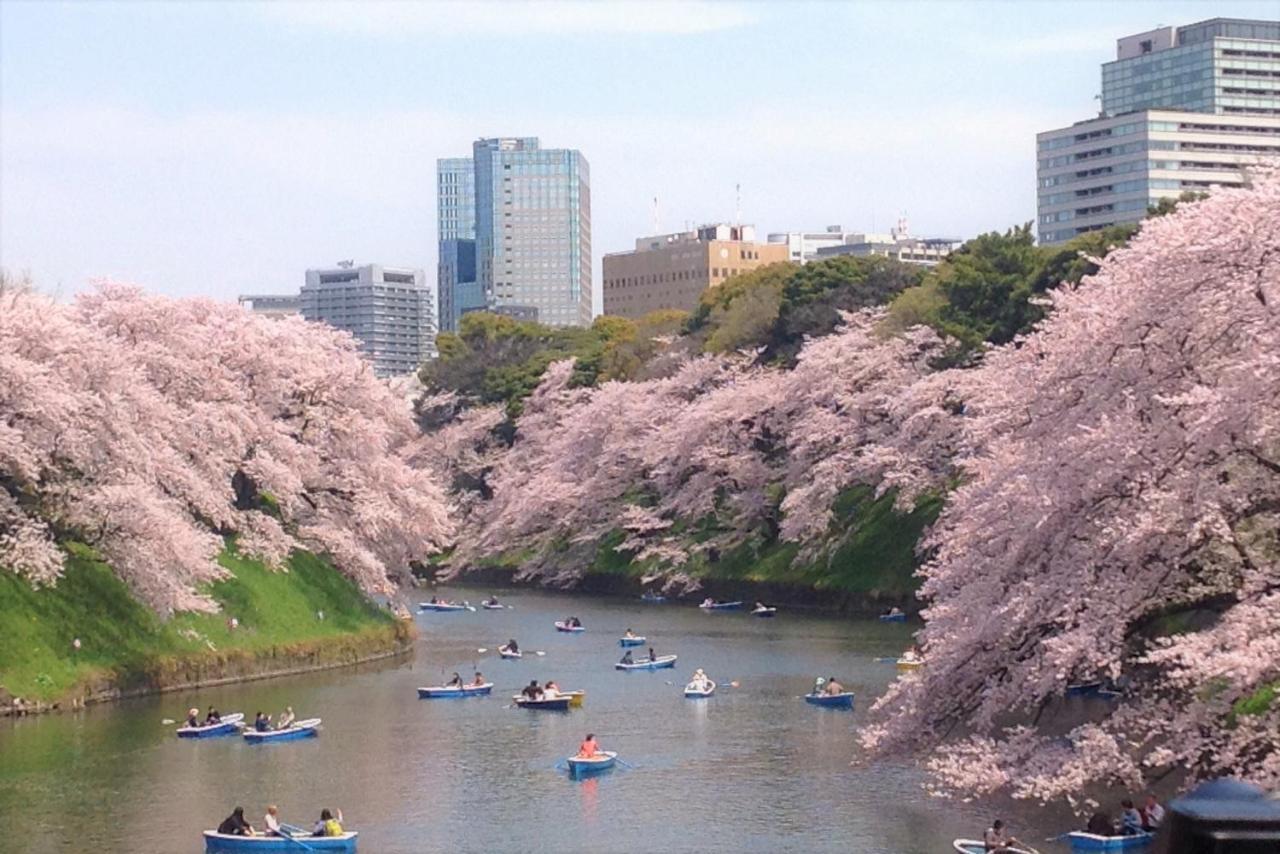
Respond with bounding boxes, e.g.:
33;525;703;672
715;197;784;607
277;706;295;730
312;808;343;837
263;805;281;837
569;616;582;628
470;672;486;687
204;706;222;725
487;595;499;606
888;606;903;616
648;646;657;663
702;597;714;607
690;668;709;690
1085;809;1115;835
901;647;921;663
577;733;601;758
521;680;544;700
825;677;845;696
620;650;634;665
813;676;827;695
1141;794;1165;831
217;806;254;836
504;639;520;654
543;680;560;699
429;595;439;604
982;818;1022;852
1120;799;1143;835
185;707;201;728
445;671;463;688
754;602;768;611
253;711;271;732
624;628;636;639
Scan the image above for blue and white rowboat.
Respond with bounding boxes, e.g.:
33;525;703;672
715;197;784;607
684;679;716;698
953;840;1036;854
752;606;777;617
616;655;678;671
618;636;646;647
417;682;493;698
1067;831;1153;850
699;601;743;611
566;751;617;778
554;621;585;633
418;602;468;612
243;718;321;743
481;600;506;610
203;830;357;851
804;692;855;709
177;713;245;738
498;646;523;659
879;612;907;622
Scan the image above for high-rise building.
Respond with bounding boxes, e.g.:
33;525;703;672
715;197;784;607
300;263;437;377
1102;19;1280;117
1036;17;1280;245
436;157;482;333
601;223;789;320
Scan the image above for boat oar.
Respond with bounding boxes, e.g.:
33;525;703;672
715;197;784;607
276;826;316;852
615;757;637;769
1043;831;1071;842
873;657;898;663
553;760;568;771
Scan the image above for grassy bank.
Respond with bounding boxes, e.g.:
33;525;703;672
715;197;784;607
0;542;396;704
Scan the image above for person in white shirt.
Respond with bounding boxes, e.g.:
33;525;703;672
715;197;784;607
542;681;560;699
1142;794;1165;830
263;805;281;837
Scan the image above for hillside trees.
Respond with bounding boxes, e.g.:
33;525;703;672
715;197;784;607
0;285;453;613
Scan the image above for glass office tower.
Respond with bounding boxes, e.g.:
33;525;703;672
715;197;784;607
471;137;592;326
436;157;481;333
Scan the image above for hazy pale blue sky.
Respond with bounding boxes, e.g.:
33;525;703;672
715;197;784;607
1;0;1273;304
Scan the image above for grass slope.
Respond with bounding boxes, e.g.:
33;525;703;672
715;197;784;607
0;542;392;702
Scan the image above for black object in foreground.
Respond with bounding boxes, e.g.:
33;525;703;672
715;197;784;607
1155;778;1280;854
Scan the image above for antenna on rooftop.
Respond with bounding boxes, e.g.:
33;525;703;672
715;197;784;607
652;196;661;235
336;259;354;269
735;183;742;226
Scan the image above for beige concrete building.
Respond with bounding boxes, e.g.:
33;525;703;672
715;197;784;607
602;224;790;319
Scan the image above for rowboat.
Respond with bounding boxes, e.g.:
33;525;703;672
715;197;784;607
684;679;716;698
640;592;666;603
616;655;678;671
481;600;506;610
1066;831;1153;850
203;830;358;851
417;682;493;698
418;601;468;612
243;718;321;743
699;601;743;611
953;840;1037;854
879;612;907;622
618;636;646;647
498;646;523;659
566;750;617;778
177;713;245;738
804;692;854;709
561;690;585;708
512;695;572;711
554;621;585;633
751;606;777;617
896;657;923;671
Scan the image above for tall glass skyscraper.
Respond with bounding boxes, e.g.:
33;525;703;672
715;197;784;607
437;137;592;328
436;157;481;333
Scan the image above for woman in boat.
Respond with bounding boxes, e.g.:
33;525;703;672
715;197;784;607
276;706;295;730
702;597;714;608
445;672;463;688
204;706;221;725
825;677;845;696
312;808;343;837
624;628;636;639
690;668;709;690
521;680;543;700
577;733;601;758
263;805;281;837
217;806;254;836
813;676;826;695
504;639;519;654
254;711;271;732
185;707;201;728
1120;799;1143;835
470;672;486;687
543;680;560;699
619;650;634;665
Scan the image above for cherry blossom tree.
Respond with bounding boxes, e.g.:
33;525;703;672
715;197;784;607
0;284;453;613
862;170;1280;800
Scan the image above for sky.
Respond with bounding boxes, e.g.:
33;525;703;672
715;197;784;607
1;0;1274;306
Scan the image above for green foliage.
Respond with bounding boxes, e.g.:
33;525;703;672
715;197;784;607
1232;681;1278;719
0;543;391;702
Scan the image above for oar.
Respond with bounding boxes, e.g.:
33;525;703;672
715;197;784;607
874;657;898;663
553;760;568;771
276;826;315;852
1044;831;1071;842
615;757;637;769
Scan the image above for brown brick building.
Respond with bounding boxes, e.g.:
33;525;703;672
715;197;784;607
601;224;790;319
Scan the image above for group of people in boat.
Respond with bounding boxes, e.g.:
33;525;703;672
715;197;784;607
1085;794;1165;835
619;646;659;665
881;606;903;617
812;676;845;696
186;706;224;728
217;805;343;838
687;668;713;691
250;706;297;732
562;616;583;628
443;671;488;689
520;679;565;701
